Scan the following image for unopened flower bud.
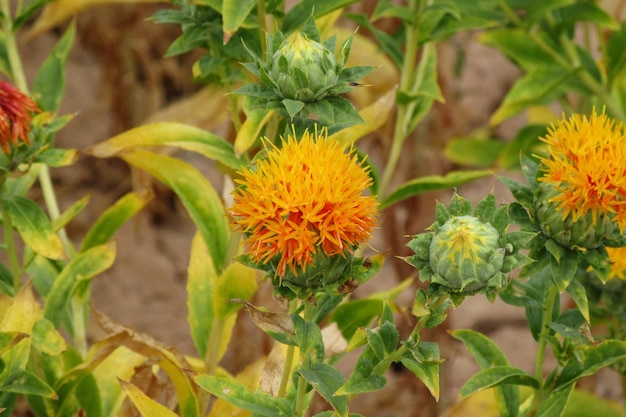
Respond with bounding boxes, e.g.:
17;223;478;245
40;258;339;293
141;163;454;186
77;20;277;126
429;215;505;291
268;33;339;102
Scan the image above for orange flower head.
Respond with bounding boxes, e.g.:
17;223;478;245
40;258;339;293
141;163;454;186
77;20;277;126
230;129;378;278
607;247;626;281
0;81;39;154
538;110;626;234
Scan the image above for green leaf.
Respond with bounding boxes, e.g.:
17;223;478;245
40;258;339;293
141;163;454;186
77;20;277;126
43;242;116;326
330;299;382;340
445;138;507;168
381;170;492;210
34;148;78;167
565;278;589;322
4;164;41;197
293;314;324;363
194;375;292;416
298;363;348;415
282;0;361;34
558;3;618;30
118;149;230;273
479;29;559;72
400;342;440;400
87;122;243;171
550;250;579;292
33;21;75;112
308;95;364;127
120;379;179;417
490;67;578;125
451;329;519;417
607;22;626;86
223;0;256;38
1;370;57;398
554;340;626;390
80;190;153;252
187;232;217;359
282;99;306;118
459;366;540;399
451;329;510;368
53;193;90;234
2;195;66;260
536;383;573;417
32;319;66;356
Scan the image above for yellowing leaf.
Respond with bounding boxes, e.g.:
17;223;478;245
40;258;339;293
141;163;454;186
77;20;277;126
120;379;179;417
234;109;276;155
93;347;147;417
3;195;66;261
0;283;40;334
86;122;243;171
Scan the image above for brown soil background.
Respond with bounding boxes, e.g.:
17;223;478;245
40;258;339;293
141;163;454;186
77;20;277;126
18;3;624;416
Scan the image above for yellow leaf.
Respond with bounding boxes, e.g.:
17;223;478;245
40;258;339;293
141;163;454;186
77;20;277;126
120;379;179;417
0;283;41;333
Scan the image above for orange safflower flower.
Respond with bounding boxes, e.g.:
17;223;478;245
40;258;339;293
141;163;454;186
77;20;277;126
230;129;378;277
538;110;626;232
0;81;39;154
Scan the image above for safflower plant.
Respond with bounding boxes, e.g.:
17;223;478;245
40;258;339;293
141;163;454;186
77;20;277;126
4;1;626;417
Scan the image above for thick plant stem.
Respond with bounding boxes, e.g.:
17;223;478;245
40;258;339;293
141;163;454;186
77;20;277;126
529;284;559;416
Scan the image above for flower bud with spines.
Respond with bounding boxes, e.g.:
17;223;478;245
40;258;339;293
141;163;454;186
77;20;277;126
406;194;533;298
268;32;339;102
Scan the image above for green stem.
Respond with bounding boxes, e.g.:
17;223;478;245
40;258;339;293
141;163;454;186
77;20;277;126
39;164;73;256
529;284;559;416
1;0;28;93
379;0;424;196
294;301;314;417
278;299;299;398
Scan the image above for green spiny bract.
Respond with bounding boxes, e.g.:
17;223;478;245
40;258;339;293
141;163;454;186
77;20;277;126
405;193;533;299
